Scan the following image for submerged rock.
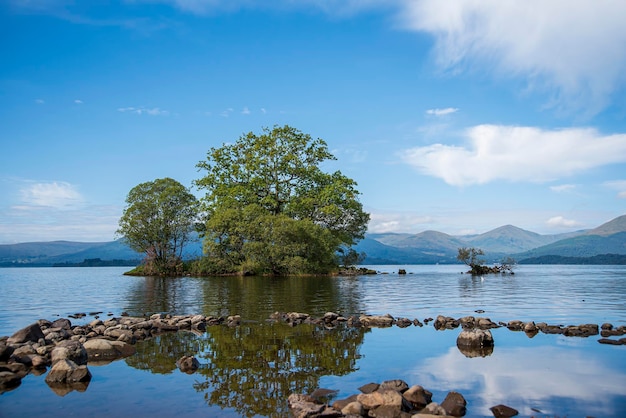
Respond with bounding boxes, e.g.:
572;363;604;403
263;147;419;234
176;355;200;374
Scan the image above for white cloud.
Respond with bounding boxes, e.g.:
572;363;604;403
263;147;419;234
413;345;626;417
241;106;251;115
368;211;433;233
425;107;458;116
402;125;626;186
74;99;83;104
546;216;582;229
260;108;267;114
550;184;576;193
35;99;44;104
401;0;626;115
20;181;84;209
117;106;169;116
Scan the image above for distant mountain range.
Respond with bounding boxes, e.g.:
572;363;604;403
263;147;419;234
353;214;626;265
1;215;625;266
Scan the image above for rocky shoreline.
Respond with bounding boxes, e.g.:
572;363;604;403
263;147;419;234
1;310;625;414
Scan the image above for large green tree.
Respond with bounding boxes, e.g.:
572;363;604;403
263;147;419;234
195;125;369;275
118;177;199;275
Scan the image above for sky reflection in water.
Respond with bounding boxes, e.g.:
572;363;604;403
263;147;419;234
0;266;625;417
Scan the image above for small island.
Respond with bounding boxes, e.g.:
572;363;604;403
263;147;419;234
118;125;370;278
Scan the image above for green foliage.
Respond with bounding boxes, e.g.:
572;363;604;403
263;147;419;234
195;125;369;275
117;177;199;275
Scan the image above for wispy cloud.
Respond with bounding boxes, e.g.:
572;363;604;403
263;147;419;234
550;184;576;193
35;99;44;104
402;125;626;186
241;106;251;115
546;215;582;229
74;99;83;104
426;107;458;117
117;106;170;116
603;180;626;199
20;181;84;209
220;107;234;117
401;0;626;115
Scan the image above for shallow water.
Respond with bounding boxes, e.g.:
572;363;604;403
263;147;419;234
1;265;625;417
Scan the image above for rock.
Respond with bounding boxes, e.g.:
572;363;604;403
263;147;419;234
45;359;91;384
0;371;22;393
310;388;339;401
287;393;326;418
433;315;460;330
358;382;380;394
227;315;242;327
422;402;447;415
457;343;494;358
380;379;409;393
51;318;72;330
83;338;136;361
323;312;340;323
398;269;407;275
563;324;599;337
0;342;14;361
359;314;395;327
31;354;48;369
331;394;359;412
357;389;403;411
176;355;200;374
396;318;413;328
490;404;519;417
341;401;364;416
477;317;498;329
598;338;624;345
459;316;476;328
457;328;494;349
506;320;524;331
7;323;45;344
601;323;613;330
441;391;467;417
50;340;88;366
403;385;432;409
369;404;411;417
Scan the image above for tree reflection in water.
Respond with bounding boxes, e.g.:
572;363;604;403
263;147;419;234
126;323;368;417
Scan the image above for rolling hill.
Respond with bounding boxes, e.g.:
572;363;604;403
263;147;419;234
1;214;625;266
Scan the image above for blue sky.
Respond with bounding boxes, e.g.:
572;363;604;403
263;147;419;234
1;0;625;244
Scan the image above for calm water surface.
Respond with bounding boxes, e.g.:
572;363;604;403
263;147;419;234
1;265;625;417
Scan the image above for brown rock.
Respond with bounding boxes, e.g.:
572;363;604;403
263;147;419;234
441;391;467;416
403;385;433;409
45;359;91;384
7;323;45;344
51;340;88;366
287;393;326;418
358;382;380;394
176;355;200;374
457;328;494;348
380;379;409;393
83;338;136;361
490;404;519;417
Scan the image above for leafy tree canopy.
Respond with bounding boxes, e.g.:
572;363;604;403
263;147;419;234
195;125;369;275
118;177;199;275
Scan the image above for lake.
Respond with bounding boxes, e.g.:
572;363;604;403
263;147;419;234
0;265;625;417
